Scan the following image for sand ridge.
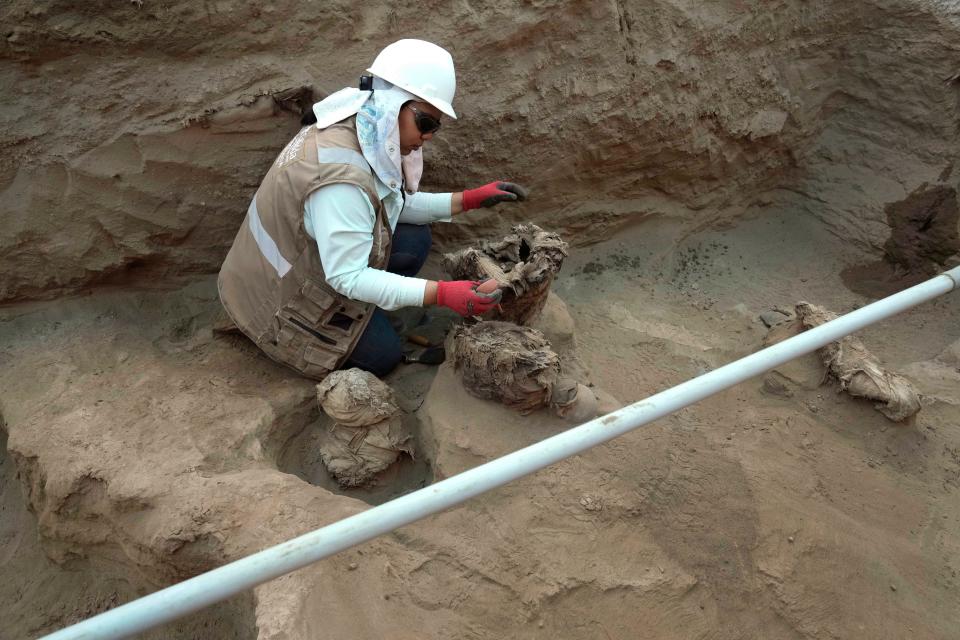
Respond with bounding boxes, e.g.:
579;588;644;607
2;0;960;637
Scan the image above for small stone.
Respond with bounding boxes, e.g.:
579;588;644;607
538;621;545;628
890;584;897;592
348;562;358;571
787;536;794;543
762;374;793;398
759;309;791;328
579;494;603;512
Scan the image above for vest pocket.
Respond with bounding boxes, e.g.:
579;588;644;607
322;298;369;337
287;316;337;345
272;315;348;376
287;280;336;325
271;279;369;375
303;344;340;371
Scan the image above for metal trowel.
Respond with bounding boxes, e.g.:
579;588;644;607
401;345;446;365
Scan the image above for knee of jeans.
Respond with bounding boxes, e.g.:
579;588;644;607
396;223;432;257
371;343;402;378
387;253;418;277
345;351;401;378
412;224;432;254
389;227;433;277
346;329;403;378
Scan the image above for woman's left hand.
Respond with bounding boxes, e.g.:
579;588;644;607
461;181;529;211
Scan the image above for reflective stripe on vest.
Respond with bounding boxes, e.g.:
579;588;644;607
248;142;371;279
247;195;292;278
316;147;371;174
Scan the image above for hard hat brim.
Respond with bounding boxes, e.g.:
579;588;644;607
428;98;457;120
366;69;458;119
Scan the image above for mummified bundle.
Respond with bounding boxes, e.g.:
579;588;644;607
315;368;413;486
451;321;595;421
443;223;568;325
796;302;921;422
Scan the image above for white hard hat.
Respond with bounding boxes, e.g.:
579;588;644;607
367;39;458;119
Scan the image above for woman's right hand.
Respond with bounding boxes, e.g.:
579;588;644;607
434;280;502;316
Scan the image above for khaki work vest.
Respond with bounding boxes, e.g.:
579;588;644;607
218;117;392;380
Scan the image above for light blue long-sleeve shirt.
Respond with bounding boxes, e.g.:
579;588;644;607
304;180;452;310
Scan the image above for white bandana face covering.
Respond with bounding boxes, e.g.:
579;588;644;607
310;77;424;194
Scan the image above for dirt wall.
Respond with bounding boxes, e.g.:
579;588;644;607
2;0;958;302
2;4;960;636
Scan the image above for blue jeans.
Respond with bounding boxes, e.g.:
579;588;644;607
344;223;431;377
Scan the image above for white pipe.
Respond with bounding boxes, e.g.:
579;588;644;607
42;266;960;640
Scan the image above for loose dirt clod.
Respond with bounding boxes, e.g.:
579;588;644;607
451;321;595;420
443;224;569;325
884;183;960;274
795;302;922;422
4;2;960;636
316;369;413;486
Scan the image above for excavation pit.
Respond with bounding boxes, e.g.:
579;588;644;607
2;1;960;637
276;415;434;506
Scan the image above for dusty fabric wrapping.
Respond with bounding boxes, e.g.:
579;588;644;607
315;369;413;486
452;321;595;420
317;368;400;427
796;302;921;422
443;223;569;325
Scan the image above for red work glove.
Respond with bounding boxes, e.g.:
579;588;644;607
461;181;529;211
436;280;502;317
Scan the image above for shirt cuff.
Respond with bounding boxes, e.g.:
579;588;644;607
400;191;453;224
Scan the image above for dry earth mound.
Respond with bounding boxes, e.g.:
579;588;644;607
2;1;960;638
1;0;958;301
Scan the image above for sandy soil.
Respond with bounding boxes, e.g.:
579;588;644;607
0;429;257;639
1;201;958;638
2;0;958;301
2;0;960;637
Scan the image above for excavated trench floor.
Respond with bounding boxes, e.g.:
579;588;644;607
0;431;259;639
1;197;959;638
277;412;434;506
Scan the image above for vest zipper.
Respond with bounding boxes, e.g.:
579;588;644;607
288;316;337;346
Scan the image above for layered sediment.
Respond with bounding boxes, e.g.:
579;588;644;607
2;1;960;638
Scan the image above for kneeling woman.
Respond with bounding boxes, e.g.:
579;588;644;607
218;39;527;379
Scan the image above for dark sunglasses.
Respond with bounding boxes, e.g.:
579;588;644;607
405;103;441;135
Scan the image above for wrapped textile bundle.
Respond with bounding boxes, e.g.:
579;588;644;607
315;368;414;486
796;302;921;422
443;223;568;325
451;321;597;422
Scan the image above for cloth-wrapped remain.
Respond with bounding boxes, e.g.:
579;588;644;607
796;302;921;422
443;223;568;325
316;368;413;486
452;321;597;422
